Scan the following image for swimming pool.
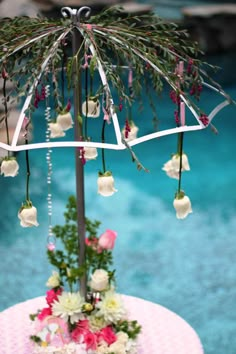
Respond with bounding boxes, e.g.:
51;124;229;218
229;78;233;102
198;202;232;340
0;42;236;354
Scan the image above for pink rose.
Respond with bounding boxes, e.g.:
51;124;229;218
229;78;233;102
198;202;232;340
37;307;52;321
99;326;117;345
98;229;117;250
84;331;97;350
46;288;63;306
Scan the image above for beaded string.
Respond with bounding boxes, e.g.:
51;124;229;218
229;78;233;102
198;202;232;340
45;84;56;252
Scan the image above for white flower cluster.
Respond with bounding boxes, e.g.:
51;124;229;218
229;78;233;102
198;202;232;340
49;112;73;138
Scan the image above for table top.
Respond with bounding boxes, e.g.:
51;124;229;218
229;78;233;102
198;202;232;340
0;295;204;354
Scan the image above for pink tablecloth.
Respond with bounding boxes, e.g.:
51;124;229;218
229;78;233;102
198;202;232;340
0;295;204;354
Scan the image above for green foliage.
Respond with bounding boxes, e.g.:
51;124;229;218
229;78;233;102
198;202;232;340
47;196;113;291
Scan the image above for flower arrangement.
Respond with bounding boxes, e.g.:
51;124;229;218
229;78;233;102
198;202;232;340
30;196;141;354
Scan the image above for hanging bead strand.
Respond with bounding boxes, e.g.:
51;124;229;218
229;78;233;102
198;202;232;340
45;84;56;252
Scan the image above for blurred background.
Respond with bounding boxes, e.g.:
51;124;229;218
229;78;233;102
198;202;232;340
0;1;236;354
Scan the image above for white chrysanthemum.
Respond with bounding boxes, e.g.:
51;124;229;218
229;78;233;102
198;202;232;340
56;112;73;131
52;292;84;324
162;153;190;180
173;194;192;219
49;122;65;138
84;146;98;160
46;271;60;288
0;158;19;177
18;206;39;227
97;174;118;197
96;291;126;323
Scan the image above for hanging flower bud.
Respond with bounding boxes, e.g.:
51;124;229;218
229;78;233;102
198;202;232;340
0;158;19;177
162;153;190;179
84;146;98;161
173;191;192;219
56;112;73;131
49;122;65;138
122;120;139;142
18;204;39;227
97;171;118;197
82;98;100;118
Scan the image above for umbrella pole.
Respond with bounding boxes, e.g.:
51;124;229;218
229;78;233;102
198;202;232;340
72;25;86;298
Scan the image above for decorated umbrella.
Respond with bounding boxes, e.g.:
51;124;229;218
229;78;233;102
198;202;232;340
0;6;234;352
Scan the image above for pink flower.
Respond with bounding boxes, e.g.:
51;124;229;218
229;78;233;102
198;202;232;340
98;229;117;250
85;237;98;250
84;331;97;350
37;307;52;321
71;320;90;343
46;288;63;306
99;326;117;345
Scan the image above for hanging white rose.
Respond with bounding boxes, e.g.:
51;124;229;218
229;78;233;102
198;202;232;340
97;171;118;197
49;122;65;138
173;191;192;219
0;158;19;177
84;146;98;160
18;204;39;227
89;269;109;291
162;153;190;179
56;112;73;131
122;122;139;142
82;97;100;118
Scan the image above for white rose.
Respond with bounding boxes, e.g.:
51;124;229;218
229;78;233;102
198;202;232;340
18;205;39;227
56;112;73;131
109;341;126;354
97;174;118;197
49;122;65;138
89;269;109;291
122;123;139;142
173;193;192;219
162;153;190;179
46;271;60;288
82;98;100;118
1;158;19;177
84;146;98;160
116;331;129;345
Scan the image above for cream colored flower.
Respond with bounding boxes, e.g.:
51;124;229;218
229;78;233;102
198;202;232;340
96;291;126;323
122;123;139;142
97;173;118;197
18;205;39;227
97;343;109;353
49;122;65;138
46;271;60;288
116;331;129;345
108;341;126;354
56;112;73;131
84;146;98;161
162;153;190;179
1;158;19;177
89;269;109;292
52;292;84;324
89;315;107;332
173;192;192;219
82;98;100;118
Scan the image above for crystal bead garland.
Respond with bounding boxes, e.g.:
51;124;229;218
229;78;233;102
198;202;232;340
45;84;56;252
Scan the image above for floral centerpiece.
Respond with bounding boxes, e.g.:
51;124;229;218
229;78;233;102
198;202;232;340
30;196;141;354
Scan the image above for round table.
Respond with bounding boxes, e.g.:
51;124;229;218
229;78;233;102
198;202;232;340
0;295;204;354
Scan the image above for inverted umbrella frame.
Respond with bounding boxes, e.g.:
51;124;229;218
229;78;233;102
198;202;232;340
0;6;232;297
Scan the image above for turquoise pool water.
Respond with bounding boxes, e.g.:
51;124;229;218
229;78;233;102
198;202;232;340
0;49;236;354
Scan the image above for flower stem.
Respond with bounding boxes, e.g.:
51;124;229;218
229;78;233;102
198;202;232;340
25;138;31;201
84;66;88;139
101;120;106;173
177;132;184;194
2;77;10;158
